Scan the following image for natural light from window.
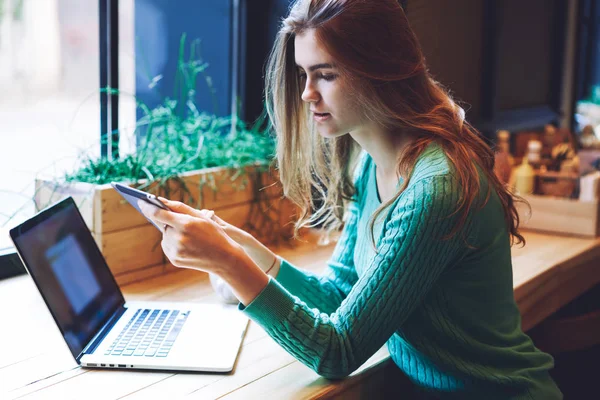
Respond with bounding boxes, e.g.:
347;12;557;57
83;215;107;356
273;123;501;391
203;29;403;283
0;0;135;250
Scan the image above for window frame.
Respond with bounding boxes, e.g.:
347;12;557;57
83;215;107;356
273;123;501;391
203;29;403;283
100;0;120;160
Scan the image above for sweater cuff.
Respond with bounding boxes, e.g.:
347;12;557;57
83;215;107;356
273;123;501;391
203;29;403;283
275;258;308;292
238;277;297;326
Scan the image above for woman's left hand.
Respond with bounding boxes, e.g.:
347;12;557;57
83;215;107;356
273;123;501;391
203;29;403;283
137;200;243;275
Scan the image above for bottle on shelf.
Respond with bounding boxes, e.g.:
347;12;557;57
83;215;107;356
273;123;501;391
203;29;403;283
526;140;543;170
542;124;557;159
494;130;514;184
510;157;535;195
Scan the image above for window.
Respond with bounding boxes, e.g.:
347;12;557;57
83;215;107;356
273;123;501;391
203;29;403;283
2;1;242;240
0;0;253;278
0;0;292;279
132;0;236;122
0;0;101;255
573;0;600;141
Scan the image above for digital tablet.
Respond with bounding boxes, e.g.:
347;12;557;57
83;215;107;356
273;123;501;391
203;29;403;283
111;182;170;231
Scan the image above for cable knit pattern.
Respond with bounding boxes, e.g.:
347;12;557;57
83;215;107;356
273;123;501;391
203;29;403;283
240;144;562;399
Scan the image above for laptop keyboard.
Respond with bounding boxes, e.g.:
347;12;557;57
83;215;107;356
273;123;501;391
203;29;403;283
104;309;190;358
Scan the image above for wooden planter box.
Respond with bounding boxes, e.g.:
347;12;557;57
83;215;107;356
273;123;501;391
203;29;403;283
516;194;600;237
34;165;297;285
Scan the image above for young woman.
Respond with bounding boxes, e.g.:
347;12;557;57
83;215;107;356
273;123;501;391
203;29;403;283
139;0;562;398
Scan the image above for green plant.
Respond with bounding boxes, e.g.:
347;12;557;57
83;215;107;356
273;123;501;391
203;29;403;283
65;111;275;186
67;34;275;186
52;34;288;244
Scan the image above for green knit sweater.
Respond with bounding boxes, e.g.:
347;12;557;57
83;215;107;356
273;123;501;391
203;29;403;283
240;144;562;399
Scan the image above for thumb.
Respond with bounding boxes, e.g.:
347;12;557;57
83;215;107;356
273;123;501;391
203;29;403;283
158;197;203;218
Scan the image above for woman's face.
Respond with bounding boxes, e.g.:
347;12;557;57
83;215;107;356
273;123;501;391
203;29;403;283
294;30;364;138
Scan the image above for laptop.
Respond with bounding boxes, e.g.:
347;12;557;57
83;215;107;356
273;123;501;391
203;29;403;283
9;197;248;372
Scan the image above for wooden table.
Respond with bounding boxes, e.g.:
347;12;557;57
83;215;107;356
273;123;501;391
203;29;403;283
1;231;599;399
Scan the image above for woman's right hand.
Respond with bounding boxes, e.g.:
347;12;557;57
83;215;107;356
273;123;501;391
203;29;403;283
158;198;279;274
156;198;280;304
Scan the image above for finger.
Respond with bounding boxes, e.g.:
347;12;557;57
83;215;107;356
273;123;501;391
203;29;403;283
211;214;237;232
210;212;226;224
158;197;195;215
158;197;207;219
138;200;187;228
199;209;215;220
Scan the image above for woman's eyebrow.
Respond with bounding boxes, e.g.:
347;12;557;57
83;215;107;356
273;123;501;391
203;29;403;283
296;63;335;72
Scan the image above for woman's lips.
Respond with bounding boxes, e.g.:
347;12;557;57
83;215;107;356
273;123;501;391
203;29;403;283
313;112;331;122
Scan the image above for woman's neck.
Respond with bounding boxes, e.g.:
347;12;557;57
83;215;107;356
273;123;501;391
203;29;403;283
350;125;414;180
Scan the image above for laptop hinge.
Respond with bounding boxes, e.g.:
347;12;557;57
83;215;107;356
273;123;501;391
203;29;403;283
77;305;127;362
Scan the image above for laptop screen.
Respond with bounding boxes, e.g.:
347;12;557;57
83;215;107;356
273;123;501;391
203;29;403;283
10;197;125;358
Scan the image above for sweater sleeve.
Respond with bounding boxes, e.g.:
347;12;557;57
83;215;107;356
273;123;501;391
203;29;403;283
272;151;369;314
239;175;465;379
274;201;360;314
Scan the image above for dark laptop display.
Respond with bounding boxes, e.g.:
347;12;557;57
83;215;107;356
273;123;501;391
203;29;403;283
10;198;124;358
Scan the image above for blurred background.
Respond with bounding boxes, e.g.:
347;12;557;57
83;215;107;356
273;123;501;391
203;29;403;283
1;0;599;244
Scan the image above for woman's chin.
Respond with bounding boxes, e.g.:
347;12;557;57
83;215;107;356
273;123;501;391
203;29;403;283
316;128;344;139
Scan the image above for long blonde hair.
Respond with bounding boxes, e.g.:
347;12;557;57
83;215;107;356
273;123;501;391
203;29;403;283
265;0;526;247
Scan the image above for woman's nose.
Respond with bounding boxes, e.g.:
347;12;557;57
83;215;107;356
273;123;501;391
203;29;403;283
301;80;320;103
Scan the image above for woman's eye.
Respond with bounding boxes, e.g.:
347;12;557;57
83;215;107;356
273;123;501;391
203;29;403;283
320;73;337;82
298;72;336;82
